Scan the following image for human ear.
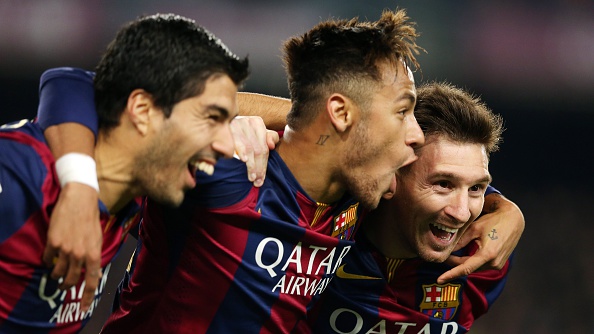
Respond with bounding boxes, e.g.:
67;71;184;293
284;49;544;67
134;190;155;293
126;89;154;136
327;93;354;133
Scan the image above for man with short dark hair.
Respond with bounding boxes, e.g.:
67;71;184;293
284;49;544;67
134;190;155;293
0;13;248;333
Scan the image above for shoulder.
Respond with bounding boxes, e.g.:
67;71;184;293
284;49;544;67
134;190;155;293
0;121;51;167
40;67;94;88
189;157;252;208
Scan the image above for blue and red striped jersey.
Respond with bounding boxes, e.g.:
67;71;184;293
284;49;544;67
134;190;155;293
102;151;367;333
305;231;511;334
0;120;140;334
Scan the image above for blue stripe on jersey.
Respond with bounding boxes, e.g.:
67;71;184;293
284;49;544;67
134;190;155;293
0;139;47;243
486;184;500;196
194;153;306;332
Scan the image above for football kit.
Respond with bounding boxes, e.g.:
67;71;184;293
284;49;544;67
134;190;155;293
37;67;368;333
0;120;140;333
35;67;511;334
306;187;512;334
101;151;366;333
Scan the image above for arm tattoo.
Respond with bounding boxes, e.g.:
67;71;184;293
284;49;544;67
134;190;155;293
316;135;330;145
488;229;499;240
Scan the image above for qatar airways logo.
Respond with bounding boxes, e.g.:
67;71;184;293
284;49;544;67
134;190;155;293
38;263;111;324
255;238;351;296
328;308;461;334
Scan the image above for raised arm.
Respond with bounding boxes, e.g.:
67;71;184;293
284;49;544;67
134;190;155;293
437;187;525;283
37;68;101;312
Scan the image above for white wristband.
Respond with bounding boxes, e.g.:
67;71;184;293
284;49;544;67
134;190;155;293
54;153;100;192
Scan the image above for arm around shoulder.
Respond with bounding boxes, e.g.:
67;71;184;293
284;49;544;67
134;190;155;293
237;92;290;131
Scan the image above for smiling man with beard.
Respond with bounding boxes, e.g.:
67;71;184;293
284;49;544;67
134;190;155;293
0;13;248;333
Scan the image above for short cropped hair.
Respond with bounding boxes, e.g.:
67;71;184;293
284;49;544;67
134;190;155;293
283;9;422;130
94;13;249;131
415;81;504;155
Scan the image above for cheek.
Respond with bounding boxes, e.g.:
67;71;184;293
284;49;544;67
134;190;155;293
415;197;445;218
468;199;484;220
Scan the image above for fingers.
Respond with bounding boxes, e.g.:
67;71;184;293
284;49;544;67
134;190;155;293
42;243;59;268
438;254;486;284
49;251;102;312
230;121;250;162
231;116;271;187
81;260;102;312
44;181;103;310
453;220;482;252
50;252;69;281
52;253;83;290
266;130;279;150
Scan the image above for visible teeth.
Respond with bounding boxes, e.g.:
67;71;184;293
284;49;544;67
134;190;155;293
430;222;458;234
195;161;214;176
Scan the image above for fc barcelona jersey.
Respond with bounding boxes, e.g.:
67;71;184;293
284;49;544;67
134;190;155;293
102;151;366;334
0;120;140;334
306;231;511;334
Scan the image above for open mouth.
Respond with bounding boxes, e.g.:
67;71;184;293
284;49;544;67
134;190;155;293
189;160;215;177
400;154;419;170
429;222;458;242
383;174;397;199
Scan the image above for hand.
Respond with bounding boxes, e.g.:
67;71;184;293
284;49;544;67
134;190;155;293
438;193;525;283
42;182;102;312
230;116;279;187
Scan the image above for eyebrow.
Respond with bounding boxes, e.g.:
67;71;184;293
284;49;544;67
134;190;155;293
432;172;492;184
397;91;416;105
207;105;232;119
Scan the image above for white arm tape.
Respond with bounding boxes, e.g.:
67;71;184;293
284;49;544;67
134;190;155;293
54;153;100;192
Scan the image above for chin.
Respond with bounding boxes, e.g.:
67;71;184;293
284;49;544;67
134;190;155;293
419;250;449;263
359;195;381;210
150;190;185;208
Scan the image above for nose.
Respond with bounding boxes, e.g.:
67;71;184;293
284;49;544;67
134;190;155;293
211;123;235;159
444;191;471;224
406;114;425;147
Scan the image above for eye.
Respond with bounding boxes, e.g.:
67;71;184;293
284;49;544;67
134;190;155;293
469;184;487;196
435;181;451;190
207;112;224;122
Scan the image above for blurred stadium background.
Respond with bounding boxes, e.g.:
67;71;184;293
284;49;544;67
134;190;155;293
1;1;593;333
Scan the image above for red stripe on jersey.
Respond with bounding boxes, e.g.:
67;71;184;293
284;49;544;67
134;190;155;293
0;131;59;328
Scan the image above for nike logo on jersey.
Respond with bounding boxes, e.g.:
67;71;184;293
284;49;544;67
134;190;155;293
0;181;2;193
335;264;381;280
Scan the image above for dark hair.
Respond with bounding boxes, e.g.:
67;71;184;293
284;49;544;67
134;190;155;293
415;81;504;155
283;9;422;130
94;13;249;131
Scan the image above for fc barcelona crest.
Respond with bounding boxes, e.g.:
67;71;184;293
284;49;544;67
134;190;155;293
419;283;461;320
331;204;358;240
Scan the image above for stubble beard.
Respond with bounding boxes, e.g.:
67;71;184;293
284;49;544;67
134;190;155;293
343;120;382;210
133;132;185;208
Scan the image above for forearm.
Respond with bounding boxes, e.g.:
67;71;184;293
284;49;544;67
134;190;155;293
483;192;523;222
237;92;290;131
44;123;95;159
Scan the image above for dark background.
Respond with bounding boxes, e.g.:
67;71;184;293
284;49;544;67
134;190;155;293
1;1;593;333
